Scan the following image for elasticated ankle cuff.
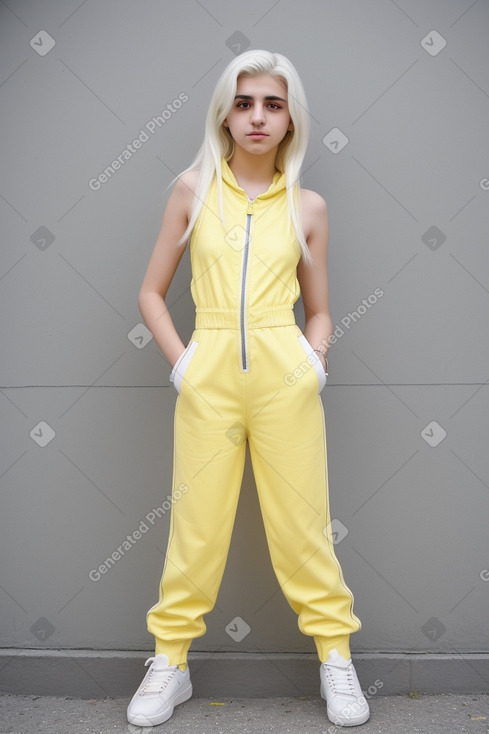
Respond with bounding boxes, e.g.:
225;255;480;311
315;634;351;662
154;638;192;666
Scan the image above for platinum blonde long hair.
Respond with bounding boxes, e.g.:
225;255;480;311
176;49;312;263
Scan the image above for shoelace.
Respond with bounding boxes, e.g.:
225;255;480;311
139;656;178;696
323;662;358;697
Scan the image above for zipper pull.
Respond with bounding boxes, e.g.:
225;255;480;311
247;199;254;215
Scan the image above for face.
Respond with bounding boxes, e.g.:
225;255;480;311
223;73;293;157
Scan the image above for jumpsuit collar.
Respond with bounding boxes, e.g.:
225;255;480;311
221;157;286;201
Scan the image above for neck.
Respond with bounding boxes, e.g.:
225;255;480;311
226;147;279;187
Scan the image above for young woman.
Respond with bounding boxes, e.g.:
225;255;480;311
127;50;370;728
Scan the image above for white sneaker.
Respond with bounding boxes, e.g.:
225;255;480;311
127;653;192;726
320;649;370;727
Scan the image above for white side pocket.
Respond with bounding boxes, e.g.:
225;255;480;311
297;334;327;393
169;340;199;394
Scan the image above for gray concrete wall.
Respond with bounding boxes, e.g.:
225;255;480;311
1;0;488;669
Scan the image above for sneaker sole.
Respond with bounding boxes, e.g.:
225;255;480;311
127;681;193;726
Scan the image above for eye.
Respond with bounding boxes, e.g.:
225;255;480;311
237;102;251;109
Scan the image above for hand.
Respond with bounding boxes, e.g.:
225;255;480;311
314;349;328;373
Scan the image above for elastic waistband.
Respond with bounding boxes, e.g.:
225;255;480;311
195;307;296;329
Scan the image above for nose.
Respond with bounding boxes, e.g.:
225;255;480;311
250;104;265;125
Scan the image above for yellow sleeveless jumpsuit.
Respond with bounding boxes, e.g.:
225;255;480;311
146;158;361;665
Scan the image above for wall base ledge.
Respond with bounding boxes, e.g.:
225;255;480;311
1;649;488;697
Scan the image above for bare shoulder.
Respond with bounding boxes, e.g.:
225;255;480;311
300;187;328;215
173;168;200;198
177;168;199;189
168;168;200;220
300;188;328;240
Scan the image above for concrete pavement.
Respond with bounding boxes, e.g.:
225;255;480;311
1;693;489;734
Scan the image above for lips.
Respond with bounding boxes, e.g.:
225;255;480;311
247;132;269;138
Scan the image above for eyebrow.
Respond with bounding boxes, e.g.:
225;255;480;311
234;94;287;103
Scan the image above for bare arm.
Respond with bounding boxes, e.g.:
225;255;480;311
138;171;198;368
297;190;333;371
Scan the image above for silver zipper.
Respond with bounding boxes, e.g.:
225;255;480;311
239;205;253;371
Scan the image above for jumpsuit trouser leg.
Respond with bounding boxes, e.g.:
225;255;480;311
146;324;361;667
246;325;361;662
